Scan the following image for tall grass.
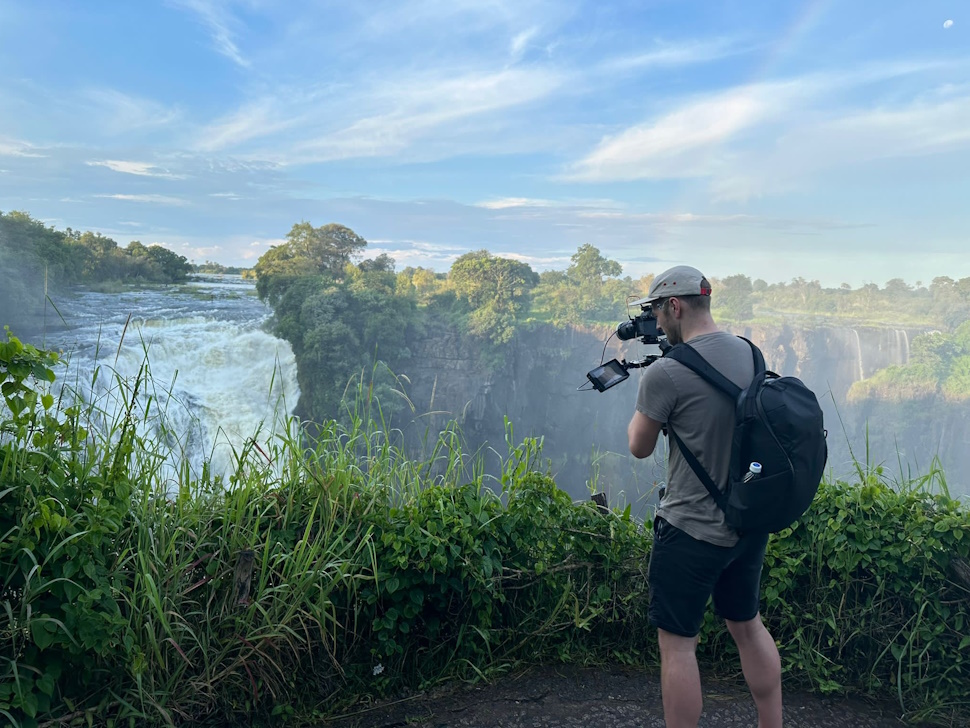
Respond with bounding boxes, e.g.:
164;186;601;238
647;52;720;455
2;333;970;726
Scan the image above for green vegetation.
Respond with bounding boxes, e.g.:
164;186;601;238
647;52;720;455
250;220;970;426
0;211;192;288
449;250;538;344
851;323;970;402
192;261;251;275
0;211;193;332
2;332;969;727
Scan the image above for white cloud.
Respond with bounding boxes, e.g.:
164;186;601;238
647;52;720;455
169;0;250;68
87;159;185;179
81;88;180;134
193;99;298;152
0;138;46;158
180;244;225;260
313;68;562;158
256;66;566;163
601;38;750;73
236;238;285;260
501;251;572;268
367;238;471;269
476;197;560;209
186;30;753;164
710;93;970;201
510;27;539;60
565;83;783;181
944;19;954;29
566;61;970;191
95;193;189;206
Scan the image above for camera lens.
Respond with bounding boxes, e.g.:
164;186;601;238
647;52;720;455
616;320;636;341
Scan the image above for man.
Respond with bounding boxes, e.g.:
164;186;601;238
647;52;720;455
627;265;782;728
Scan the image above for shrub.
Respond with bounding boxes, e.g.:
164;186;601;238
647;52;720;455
2;335;969;726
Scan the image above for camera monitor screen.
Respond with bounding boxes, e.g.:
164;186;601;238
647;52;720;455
587;359;629;392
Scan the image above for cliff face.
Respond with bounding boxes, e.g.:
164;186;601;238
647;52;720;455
399;322;965;500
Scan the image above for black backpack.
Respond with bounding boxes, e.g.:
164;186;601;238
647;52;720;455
664;337;827;534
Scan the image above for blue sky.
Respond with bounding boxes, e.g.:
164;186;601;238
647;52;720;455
0;0;967;287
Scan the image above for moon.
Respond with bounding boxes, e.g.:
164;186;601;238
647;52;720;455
943;19;954;29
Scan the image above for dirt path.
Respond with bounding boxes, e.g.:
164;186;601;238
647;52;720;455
323;664;928;727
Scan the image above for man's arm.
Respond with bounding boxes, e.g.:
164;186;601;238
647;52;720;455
628;410;665;459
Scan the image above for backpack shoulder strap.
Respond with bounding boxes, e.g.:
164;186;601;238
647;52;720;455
664;337;767;396
663;337;768;512
667;425;728;509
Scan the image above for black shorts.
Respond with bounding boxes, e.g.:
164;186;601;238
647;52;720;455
648;517;768;638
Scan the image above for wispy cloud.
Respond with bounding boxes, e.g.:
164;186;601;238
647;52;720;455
565;80;806;182
711;91;970;201
87;159;185;179
0;138;46;158
194;66;565;161
81;88;180;134
476;197;561;209
510;27;540;60
574;209;863;231
367;239;472;269
95;193;190;206
300;67;565;161
566;61;970;191
600;37;752;73
193;99;298;152
169;0;250;68
240;237;285;259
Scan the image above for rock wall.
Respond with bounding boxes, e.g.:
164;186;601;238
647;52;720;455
397;322;967;501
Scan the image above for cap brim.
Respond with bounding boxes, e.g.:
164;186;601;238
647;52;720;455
630;295;659;306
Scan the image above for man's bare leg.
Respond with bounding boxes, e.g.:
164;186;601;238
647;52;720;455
726;615;782;728
657;628;702;728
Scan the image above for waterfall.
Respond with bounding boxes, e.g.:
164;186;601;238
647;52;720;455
47;275;300;486
852;328;865;381
899;329;910;365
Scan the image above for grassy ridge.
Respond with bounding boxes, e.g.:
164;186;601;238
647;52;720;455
2;333;969;727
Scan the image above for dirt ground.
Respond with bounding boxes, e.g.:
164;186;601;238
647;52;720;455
323;663;932;728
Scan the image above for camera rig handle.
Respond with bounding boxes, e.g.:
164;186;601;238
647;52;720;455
620;354;663;370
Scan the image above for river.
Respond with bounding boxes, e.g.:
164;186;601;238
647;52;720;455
42;275;299;485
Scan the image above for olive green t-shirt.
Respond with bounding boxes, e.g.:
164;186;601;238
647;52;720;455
636;331;755;547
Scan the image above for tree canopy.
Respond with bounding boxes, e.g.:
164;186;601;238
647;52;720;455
1;210;192;332
449;250;539;344
254;222;369;305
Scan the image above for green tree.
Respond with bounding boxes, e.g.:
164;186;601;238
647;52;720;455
254;222;368;304
713;274;754;321
283;222;367;275
566;244;622;287
532;245;626;325
144;245;192;282
449;251;538;344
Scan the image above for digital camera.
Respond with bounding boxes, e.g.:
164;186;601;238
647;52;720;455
586;299;670;392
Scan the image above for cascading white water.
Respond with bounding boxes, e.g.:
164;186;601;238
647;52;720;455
852;328;865;381
899;329;910;365
46;275;300;486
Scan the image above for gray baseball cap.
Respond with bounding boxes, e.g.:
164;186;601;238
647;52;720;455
633;265;712;305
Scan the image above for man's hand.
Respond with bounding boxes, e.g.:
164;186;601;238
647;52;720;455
628;410;665;458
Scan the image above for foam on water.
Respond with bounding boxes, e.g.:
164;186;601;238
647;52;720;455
47;275;300;485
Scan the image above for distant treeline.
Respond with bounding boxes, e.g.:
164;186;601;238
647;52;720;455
0;210;193;287
0;210;194;330
194;260;255;276
251;221;970;422
6;211;970;417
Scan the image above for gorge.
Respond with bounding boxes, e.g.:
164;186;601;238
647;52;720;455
22;276;965;510
394;320;954;507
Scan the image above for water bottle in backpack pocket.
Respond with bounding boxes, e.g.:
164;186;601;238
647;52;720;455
665;337;827;534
